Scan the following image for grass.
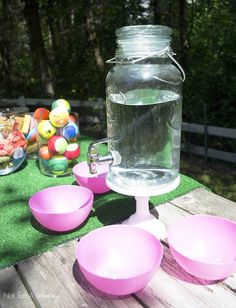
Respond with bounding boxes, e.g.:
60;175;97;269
180;153;236;202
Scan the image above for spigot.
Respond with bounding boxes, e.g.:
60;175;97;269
87;144;100;174
87;138;120;174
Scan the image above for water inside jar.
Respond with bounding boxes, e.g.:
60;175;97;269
106;88;182;195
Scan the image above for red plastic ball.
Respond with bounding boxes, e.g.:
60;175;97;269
33;108;50;121
48;136;68;154
64;143;80;160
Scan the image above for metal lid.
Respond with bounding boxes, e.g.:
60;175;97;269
115;25;172;59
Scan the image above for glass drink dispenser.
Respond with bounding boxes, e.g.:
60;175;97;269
88;25;185;238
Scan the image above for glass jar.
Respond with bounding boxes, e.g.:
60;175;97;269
105;25;184;195
0;109;28;175
37;114;80;177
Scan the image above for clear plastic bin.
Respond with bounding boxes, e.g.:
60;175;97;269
0;107;29;175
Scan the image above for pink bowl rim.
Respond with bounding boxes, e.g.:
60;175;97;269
29;185;94;215
76;224;164;280
73;161;108;179
167;214;236;266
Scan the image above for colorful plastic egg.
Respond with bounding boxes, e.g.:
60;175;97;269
49;107;69;128
48;136;68;154
37;120;56;139
13;147;24;160
62;122;79;141
39;145;53;160
48;155;68;174
26;126;38;143
64;143;80;160
26;118;38;143
34;108;50;121
52;99;71;113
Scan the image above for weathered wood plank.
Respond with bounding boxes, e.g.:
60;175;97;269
169;188;236;221
0;267;35;308
135;245;236;308
16;241;142;308
181;145;236;163
6;188;236;308
182;122;236;139
156;198;236;290
134;201;236;307
0;97;105;109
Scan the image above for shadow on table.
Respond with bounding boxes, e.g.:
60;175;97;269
91;192;136;226
161;246;224;285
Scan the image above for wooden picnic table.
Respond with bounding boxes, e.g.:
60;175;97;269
1;187;236;308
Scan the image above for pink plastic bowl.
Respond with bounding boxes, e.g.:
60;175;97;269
76;225;163;295
73;161;110;194
167;215;236;280
29;185;94;232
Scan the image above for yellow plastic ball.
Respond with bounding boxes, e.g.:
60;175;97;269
49;107;69;128
37;120;56;139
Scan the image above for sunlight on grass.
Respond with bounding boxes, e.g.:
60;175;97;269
180;154;236;202
200;174;211;185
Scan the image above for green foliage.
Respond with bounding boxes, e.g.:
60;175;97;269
181;154;236;202
0;0;235;128
182;0;236;127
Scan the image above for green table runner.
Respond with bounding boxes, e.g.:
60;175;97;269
0;136;204;269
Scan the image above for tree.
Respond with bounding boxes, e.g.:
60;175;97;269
84;0;105;73
178;0;187;63
0;0;14;94
23;0;54;97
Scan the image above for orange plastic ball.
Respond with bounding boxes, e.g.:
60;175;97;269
39;145;53;160
34;108;50;121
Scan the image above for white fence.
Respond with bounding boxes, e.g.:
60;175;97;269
0;96;104;124
182;123;236;163
1;97;236;163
